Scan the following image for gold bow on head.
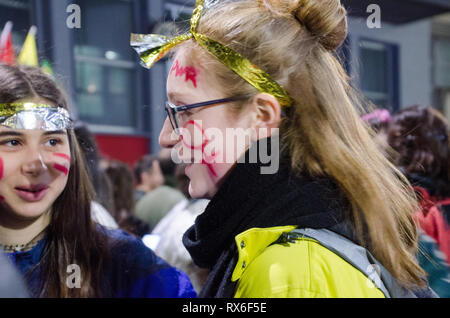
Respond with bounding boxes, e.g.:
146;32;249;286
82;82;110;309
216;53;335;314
130;0;292;108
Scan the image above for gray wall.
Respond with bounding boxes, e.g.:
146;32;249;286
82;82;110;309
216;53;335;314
348;17;433;109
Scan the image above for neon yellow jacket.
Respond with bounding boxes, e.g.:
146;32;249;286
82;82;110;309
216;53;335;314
232;226;385;298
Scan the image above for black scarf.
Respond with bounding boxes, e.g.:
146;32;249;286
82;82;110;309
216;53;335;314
183;138;350;297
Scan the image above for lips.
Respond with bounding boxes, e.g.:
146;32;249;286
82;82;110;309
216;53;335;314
14;184;49;202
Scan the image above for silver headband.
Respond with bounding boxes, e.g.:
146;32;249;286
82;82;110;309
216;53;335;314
0;103;73;130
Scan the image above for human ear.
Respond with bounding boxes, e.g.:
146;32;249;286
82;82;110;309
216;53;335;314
141;171;150;186
151;160;164;187
250;93;281;138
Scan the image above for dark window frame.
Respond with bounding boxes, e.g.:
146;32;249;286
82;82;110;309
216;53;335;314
358;37;400;112
72;0;148;135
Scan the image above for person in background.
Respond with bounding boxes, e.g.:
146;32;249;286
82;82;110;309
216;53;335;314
416;231;450;298
0;63;196;298
74;121;118;229
134;155;185;230
388;105;450;261
158;148;178;188
361;108;392;134
103;159;150;238
387;105;450;297
152;164;210;293
133;154;163;203
361;108;392;156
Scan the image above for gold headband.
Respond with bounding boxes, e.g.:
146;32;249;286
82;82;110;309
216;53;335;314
0;103;53;117
130;0;292;108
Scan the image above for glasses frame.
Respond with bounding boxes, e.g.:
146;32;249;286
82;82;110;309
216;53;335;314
165;97;246;133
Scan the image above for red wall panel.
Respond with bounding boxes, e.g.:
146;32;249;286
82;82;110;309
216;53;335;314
95;134;149;166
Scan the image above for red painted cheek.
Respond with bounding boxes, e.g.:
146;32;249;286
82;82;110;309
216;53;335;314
181;120;219;177
180;121;220;178
0;158;4;202
52;153;70;176
53;153;71;162
182;120;209;150
53;163;69;176
0;157;3;181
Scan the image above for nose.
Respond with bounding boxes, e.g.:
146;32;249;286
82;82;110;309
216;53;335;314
159;117;181;149
21;148;47;177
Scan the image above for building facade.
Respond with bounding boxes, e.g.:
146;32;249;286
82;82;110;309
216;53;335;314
1;0;449;164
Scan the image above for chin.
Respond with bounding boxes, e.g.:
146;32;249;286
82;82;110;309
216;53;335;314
188;181;214;199
2;200;51;221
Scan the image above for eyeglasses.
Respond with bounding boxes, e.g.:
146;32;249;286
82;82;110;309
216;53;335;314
164;97;246;133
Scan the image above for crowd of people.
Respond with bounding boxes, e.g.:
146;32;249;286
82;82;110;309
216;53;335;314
0;0;449;298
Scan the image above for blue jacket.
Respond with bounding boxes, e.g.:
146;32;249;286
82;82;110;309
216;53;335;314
7;228;196;298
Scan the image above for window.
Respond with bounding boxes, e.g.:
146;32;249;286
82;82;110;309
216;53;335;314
74;0;137;129
0;0;31;54
359;40;399;110
434;39;450;88
433;38;450;120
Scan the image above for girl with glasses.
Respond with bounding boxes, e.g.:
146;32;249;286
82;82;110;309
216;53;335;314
136;0;435;297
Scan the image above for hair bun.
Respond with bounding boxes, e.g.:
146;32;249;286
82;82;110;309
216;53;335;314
294;0;348;50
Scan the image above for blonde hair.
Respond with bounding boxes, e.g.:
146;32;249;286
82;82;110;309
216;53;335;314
176;0;425;288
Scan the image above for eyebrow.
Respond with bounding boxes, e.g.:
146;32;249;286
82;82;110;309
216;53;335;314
0;131;23;137
0;130;67;137
43;130;67;136
167;92;181;102
167;91;194;104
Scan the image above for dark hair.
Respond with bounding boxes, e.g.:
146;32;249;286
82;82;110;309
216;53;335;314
104;160;134;221
158;150;177;187
158;155;176;177
388;105;450;198
175;164;190;199
104;160;150;237
74;121;114;212
133;154;158;184
0;64;110;297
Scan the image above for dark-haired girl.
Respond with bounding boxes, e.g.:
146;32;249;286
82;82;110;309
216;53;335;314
0;64;196;298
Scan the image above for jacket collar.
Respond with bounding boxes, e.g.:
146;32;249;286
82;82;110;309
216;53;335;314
231;225;296;282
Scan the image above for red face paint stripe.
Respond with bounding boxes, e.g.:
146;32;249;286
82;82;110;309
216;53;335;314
201;159;218;178
0;157;3;181
0;158;4;201
53;153;71;162
182;120;209;150
53;163;69;176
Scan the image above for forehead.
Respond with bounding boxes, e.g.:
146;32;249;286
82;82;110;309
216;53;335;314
166;49;223;102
